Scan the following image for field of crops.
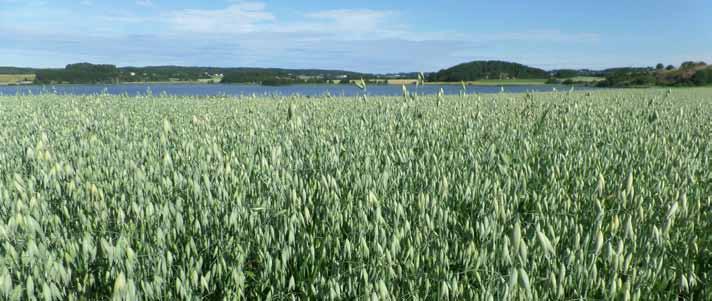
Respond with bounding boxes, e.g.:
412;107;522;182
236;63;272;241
0;74;36;85
1;88;711;300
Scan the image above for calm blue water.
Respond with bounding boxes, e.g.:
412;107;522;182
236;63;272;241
0;83;597;97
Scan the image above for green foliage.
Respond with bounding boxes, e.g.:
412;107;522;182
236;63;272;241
680;61;706;70
31;63;367;85
0;67;37;74
35;63;120;84
600;67;654;76
431;60;549;82
551;69;581;78
548;77;603;86
118;66;219;82
221;70;324;85
655;66;712;87
550;70;606;83
219;68;369;85
1;88;712;300
692;69;712;86
597;70;657;87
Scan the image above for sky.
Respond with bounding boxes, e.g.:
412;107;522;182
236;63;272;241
1;0;710;73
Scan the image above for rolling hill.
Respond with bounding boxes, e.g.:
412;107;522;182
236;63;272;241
430;60;550;82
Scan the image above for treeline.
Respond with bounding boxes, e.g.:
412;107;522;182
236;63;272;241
546;63;712;87
222;69;334;85
430;61;549;82
0;67;38;74
14;60;712;87
29;63;369;85
118;66;224;82
596;62;712;87
550;69;601;78
35;63;120;84
690;68;712;86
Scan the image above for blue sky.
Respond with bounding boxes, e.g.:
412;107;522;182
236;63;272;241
1;0;710;73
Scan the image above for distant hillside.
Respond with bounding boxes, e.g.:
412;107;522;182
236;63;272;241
220;67;367;85
596;62;711;87
5;60;711;87
35;63;120;84
430;61;549;82
550;69;603;78
655;62;710;86
25;63;371;85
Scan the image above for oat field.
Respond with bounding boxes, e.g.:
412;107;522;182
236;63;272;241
1;89;711;300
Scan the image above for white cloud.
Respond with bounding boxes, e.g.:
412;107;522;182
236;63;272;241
167;2;275;34
305;9;396;31
136;0;153;6
272;9;408;40
0;1;610;72
162;3;409;41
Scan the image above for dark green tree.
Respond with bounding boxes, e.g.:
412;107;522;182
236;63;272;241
692;69;711;86
35;63;119;84
681;61;706;70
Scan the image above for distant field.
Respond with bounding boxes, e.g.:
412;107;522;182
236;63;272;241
0;74;35;84
387;79;419;85
569;76;605;82
196;77;223;84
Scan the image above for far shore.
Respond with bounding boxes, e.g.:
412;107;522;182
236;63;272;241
362;78;551;86
1;79;569;87
426;80;548;86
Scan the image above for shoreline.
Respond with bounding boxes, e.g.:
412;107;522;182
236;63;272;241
0;81;609;87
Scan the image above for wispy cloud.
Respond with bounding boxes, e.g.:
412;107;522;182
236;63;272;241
271;9;409;41
166;2;275;34
479;30;600;43
161;4;406;41
136;0;153;7
305;9;400;34
0;1;607;72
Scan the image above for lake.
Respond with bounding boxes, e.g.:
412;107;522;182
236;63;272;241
0;83;598;97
